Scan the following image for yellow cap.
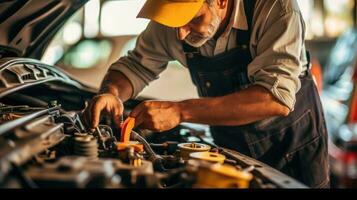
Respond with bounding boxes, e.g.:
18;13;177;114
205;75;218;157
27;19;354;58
137;0;205;28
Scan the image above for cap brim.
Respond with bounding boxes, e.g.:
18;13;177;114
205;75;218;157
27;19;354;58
137;0;205;28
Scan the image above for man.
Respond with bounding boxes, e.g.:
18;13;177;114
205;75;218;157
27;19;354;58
83;0;329;188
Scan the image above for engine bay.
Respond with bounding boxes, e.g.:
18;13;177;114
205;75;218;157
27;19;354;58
0;98;307;188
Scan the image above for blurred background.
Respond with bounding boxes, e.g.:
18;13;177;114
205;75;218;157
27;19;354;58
40;0;357;188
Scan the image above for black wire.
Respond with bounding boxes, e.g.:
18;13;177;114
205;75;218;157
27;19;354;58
131;130;178;172
131;130;162;162
10;163;38;189
62;122;82;133
156;168;188;189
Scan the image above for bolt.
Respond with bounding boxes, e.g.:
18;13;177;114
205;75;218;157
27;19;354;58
49;100;58;108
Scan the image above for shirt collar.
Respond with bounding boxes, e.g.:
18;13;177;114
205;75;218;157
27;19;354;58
232;0;248;30
221;0;248;37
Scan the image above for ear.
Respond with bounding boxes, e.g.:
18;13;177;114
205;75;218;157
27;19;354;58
216;0;229;9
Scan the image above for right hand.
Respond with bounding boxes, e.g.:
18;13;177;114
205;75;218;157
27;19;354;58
82;93;124;131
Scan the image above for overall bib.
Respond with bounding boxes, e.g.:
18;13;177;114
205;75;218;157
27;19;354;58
182;0;330;188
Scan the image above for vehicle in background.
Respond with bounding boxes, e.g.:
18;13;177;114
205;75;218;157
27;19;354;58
319;29;357;188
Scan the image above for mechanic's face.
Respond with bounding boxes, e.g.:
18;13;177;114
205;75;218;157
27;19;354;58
178;1;223;47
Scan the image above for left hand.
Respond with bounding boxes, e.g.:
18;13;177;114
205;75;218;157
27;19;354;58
129;101;182;132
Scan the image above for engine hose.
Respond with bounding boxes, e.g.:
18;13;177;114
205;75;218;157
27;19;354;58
131;130;162;161
11;163;38;189
130;130;168;172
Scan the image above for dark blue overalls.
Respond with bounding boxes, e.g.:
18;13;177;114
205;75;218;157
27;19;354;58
182;0;330;188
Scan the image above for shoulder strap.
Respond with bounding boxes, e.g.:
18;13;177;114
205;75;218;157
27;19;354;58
236;0;256;45
244;0;256;31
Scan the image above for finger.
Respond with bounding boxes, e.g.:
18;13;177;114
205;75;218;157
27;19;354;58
111;103;124;129
133;111;145;128
90;99;106;130
129;101;148;118
143;120;159;132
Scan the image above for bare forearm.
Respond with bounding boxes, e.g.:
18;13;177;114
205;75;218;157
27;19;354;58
99;70;134;102
178;85;290;126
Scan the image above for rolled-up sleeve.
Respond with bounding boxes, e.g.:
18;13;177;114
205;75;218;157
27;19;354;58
109;21;174;98
247;11;304;111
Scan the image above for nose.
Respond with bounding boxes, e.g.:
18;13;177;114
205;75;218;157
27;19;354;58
178;25;191;40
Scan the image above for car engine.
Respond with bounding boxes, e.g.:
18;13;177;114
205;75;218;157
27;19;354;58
0;101;308;188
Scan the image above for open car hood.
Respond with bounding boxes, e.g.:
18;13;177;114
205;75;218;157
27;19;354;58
0;0;89;59
0;57;97;99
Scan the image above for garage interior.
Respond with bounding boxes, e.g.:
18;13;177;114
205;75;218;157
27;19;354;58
1;0;357;189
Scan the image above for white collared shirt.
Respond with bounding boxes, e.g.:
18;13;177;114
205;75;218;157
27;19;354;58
110;0;307;111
